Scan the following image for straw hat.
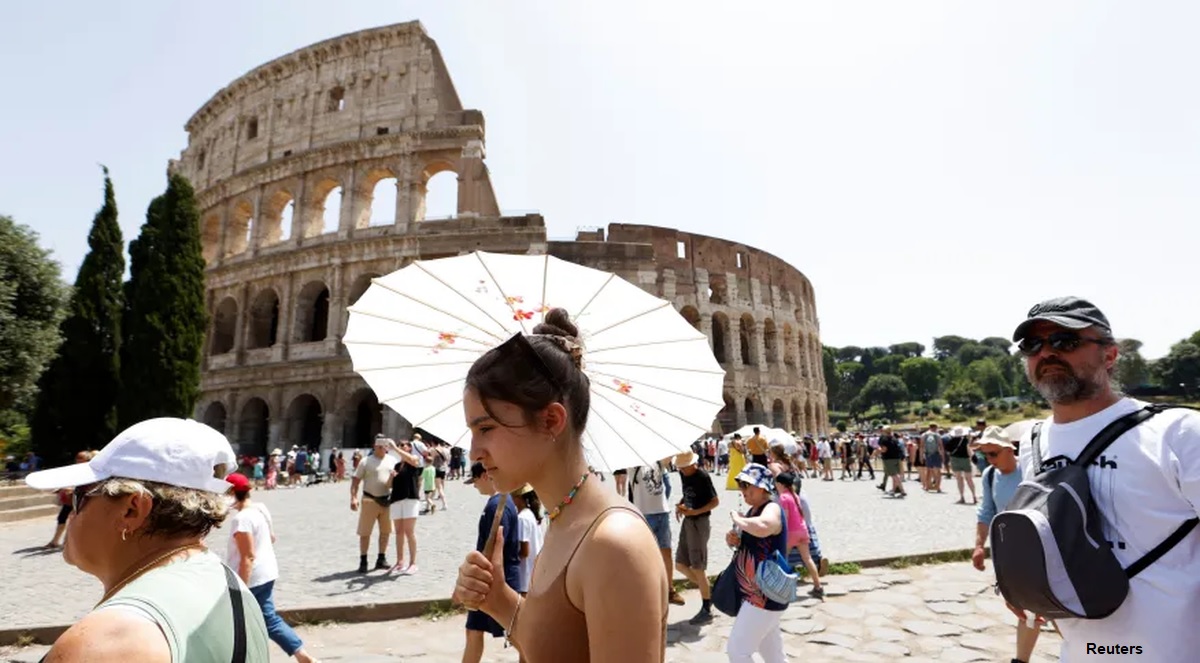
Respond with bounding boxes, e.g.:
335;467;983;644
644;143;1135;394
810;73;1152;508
675;451;698;469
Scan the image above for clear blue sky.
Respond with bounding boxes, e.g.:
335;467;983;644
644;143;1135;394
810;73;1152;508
2;1;1196;359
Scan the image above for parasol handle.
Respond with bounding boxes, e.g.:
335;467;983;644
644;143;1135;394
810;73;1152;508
483;493;509;560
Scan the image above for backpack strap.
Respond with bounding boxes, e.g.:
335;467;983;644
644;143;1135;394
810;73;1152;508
1030;422;1044;470
222;564;247;663
1073;404;1168;467
983;465;995;494
1126;518;1200;579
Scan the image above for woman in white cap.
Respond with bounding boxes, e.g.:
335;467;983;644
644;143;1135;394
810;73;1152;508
724;463;789;663
26;417;269;662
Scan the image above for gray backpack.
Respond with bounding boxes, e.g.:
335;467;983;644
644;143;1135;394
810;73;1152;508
990;403;1198;620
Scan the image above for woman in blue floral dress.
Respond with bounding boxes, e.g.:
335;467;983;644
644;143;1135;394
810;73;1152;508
724;463;789;662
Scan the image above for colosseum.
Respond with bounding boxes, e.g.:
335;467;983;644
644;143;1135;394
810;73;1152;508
171;21;828;456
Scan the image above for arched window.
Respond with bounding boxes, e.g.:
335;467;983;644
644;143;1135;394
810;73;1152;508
285;394;324;450
740;314;757;366
294;281;331;343
711;313;729;364
202;402;227;434
248;289;280;349
237;398;270;456
211;297;238;355
763;319;778;364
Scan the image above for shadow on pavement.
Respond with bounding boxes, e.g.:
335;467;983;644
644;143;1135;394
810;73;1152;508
11;545;62;557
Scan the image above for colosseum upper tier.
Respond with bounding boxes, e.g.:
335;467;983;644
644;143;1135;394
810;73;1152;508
173;21;828;456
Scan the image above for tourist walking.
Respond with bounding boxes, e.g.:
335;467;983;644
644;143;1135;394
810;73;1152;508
386;437;425;574
349;436;395;573
462;463;522;663
616;456;686;605
432;441;450;509
674;451;719;625
266;449;281;490
1006;296;1200;661
335;449;346;481
970;425;1039;663
855;433;876;481
24;418;269;661
45;450;95;548
512;484;544;595
920;423;945;492
746;427;770;465
877;426;907;497
724;464;789;663
774;471;822;599
452;309;667;661
945;427;977;504
816;436;833;481
225;472;319;662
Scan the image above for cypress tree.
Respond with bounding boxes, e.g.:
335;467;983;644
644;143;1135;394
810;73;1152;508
31;167;124;462
118;172;208;428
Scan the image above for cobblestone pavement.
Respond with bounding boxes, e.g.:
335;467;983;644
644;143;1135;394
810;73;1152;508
2;562;1061;662
1;465;986;630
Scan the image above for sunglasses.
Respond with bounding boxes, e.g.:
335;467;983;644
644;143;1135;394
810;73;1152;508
496;333;562;391
1016;331;1110;357
72;483;101;514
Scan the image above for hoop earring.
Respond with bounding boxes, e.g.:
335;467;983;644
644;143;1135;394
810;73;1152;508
121;528;128;542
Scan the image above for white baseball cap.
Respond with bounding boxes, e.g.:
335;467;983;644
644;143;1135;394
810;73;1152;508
25;417;237;493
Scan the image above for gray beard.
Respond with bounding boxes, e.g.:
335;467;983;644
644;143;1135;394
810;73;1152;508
1034;371;1102;405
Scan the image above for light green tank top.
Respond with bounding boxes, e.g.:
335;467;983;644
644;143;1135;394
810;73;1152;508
100;551;270;662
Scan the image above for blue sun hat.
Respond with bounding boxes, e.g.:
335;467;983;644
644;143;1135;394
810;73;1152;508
735;463;775;492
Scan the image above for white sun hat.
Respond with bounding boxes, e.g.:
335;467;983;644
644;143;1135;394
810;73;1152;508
25;417;237;493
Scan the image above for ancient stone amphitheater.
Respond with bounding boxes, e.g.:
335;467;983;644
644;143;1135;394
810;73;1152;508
172;21;828;455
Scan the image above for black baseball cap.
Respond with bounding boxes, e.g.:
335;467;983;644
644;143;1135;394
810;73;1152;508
1012;296;1112;342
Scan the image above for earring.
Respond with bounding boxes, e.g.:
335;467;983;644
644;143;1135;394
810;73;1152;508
121;528;128;542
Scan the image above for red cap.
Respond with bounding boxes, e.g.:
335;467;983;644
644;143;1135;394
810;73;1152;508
225;472;251;491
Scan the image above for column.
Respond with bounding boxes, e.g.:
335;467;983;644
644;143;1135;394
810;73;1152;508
338;165;358;238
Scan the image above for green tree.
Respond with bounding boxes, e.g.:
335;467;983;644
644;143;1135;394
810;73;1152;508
1154;341;1200;397
874;354;905;376
966;358;1010;399
31;168;125;463
0;216;66;449
899;357;941;401
933;335;972;360
888;342;925;358
980;337;1013;354
836;346;864;362
822;346;838;408
944;378;986;410
118;173;208;428
1190;330;1200;348
858;374;909;418
1113;339;1150;391
957;342;1007;365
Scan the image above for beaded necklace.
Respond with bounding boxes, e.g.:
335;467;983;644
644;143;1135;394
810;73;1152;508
547;471;590;522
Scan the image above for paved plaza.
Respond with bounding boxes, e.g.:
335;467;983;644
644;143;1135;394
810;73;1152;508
1;561;1060;661
1;466;988;631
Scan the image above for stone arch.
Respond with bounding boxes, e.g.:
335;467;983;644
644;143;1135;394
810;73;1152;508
711;312;729;364
342;388;382;449
739;314;757;366
294;280;331;343
201;401;227;434
237;397;270;456
357;167;398;228
782;323;795;366
415;160;458;222
772;399;786;429
744;396;764;425
283;394;324;450
226;199;254;256
201;214;221;263
791;399;803;433
305;176;343;236
708;274;728;305
258;188;295;245
210;297;238;355
348;273;380;307
718;392;736;434
679;305;701;331
247;287;281;349
763;318;778;364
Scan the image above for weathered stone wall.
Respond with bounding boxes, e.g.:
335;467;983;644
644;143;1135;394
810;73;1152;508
184;22;827;456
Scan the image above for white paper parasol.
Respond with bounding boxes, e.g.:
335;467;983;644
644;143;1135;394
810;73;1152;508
342;251;726;472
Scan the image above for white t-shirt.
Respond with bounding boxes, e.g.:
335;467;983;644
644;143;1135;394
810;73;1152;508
226;503;279;589
517;508;545;593
816;440;831;459
717;439;729;456
627;465;669;515
1018;398;1200;662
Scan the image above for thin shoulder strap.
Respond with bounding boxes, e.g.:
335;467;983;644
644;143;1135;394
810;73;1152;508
567;505;642;562
222;564;247;663
1127;518;1200;578
1030;422;1044;470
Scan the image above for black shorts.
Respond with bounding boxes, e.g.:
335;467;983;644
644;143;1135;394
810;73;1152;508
751;453;769;466
466;609;504;637
56;504;72;525
435;468;446;480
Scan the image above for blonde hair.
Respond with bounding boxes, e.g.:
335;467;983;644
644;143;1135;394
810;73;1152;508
95;477;228;539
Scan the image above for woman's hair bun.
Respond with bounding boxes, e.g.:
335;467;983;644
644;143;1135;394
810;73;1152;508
533;307;579;339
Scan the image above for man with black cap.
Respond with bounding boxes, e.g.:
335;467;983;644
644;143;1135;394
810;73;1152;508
1010;296;1200;662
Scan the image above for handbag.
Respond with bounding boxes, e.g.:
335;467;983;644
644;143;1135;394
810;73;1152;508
710;560;741;617
755;549;798;605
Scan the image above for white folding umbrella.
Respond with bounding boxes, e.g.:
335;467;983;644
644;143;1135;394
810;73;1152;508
342;251;726;473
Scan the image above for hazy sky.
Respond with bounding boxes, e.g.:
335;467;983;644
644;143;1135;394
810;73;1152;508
2;1;1196;359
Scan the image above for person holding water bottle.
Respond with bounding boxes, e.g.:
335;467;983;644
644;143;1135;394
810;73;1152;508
724;463;789;663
